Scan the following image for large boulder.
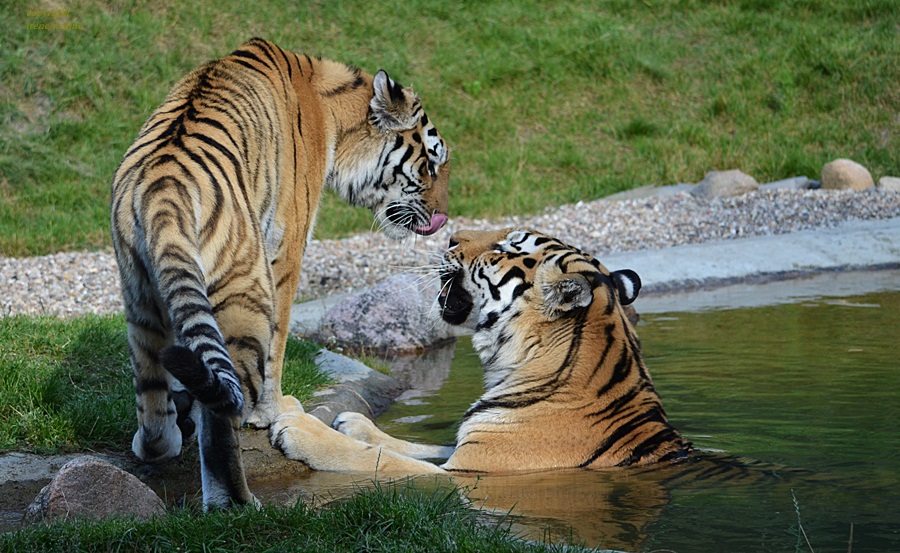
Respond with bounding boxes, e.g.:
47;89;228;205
25;456;165;523
691;169;759;198
821;158;874;191
313;273;456;354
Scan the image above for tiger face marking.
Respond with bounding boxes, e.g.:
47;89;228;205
329;70;450;239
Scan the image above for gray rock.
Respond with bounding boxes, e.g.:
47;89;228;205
313;273;455;354
821;158;874;191
656;183;697;196
877;176;900;192
759;176;814;192
691;170;759;198
605;183;696;201
25;456;164;523
306;350;404;426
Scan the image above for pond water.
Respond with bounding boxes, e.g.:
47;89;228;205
373;288;900;552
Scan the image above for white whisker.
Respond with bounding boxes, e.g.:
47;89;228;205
438;276;454;311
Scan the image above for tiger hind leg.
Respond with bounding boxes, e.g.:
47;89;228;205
198;408;258;508
161;344;256;508
126;313;186;464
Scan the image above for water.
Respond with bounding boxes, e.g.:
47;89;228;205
376;289;900;552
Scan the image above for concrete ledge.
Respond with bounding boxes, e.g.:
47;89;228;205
601;217;900;293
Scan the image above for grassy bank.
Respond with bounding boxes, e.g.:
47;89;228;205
0;316;567;551
0;314;328;454
1;0;897;256
0;481;567;553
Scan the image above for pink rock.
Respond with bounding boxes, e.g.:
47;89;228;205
25;456;165;523
314;274;455;353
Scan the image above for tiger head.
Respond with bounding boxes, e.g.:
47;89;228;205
328;70;450;240
438;228;641;366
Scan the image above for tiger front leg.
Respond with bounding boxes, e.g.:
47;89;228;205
334;412;455;461
245;248;304;428
271;411;446;474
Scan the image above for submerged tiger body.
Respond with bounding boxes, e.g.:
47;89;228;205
272;228;692;473
110;38;449;507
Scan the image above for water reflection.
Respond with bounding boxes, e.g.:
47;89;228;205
370;289;900;552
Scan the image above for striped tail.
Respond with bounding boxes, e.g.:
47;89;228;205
160;345;243;416
140;178;256;508
142;175;244;417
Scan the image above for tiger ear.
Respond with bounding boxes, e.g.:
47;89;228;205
370;70;419;132
542;273;593;317
611;269;641;306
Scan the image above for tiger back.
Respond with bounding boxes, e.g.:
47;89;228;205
110;38;450;508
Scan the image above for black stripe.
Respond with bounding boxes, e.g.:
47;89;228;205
587;388;640;424
579;407;668;468
231;48;272;70
213;292;272;318
252;40;281;71
135;378;170;394
322;69;364;97
190;134;249;208
623;426;682;465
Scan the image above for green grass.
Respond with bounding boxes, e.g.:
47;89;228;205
0;314;329;454
0;480;569;553
1;0;898;256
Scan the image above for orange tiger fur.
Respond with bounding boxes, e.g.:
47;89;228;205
110;38;449;508
270;228;691;474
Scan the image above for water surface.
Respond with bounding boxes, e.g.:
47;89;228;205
377;289;900;552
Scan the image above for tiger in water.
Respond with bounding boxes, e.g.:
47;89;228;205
271;228;693;473
110;38;450;508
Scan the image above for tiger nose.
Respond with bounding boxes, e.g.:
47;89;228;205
449;230;480;247
449;230;477;249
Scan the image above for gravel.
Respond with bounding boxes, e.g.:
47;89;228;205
2;188;899;318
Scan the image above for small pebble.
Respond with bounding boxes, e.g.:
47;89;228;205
1;188;898;318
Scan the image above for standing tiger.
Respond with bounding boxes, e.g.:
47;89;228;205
110;38;450;508
271;228;692;473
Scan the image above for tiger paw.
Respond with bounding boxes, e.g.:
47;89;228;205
280;394;304;414
132;424;182;464
269;411;317;464
270;411;372;471
333;411;382;443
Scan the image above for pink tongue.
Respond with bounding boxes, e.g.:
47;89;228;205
415;213;448;236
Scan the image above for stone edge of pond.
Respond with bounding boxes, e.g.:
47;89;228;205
0;348;406;527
